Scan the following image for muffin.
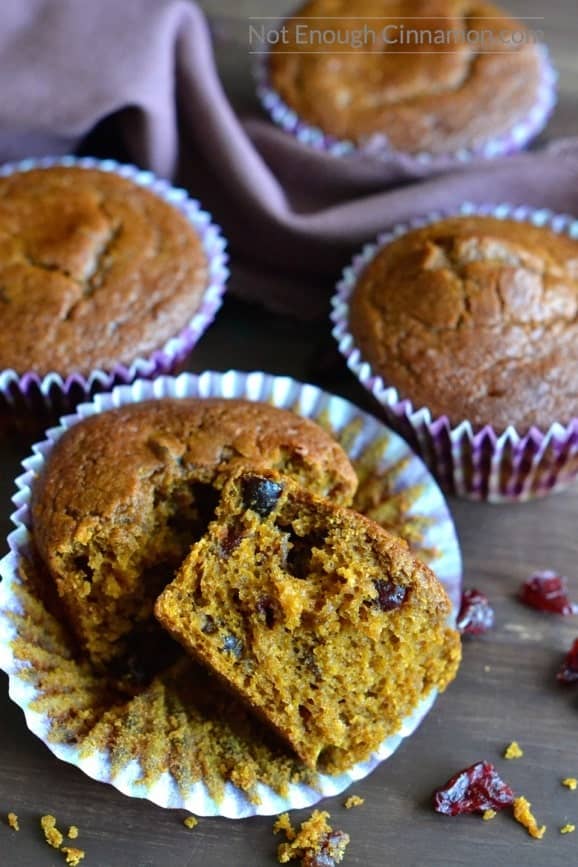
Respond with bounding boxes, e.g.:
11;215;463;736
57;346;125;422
348;215;578;432
0;159;228;426
265;0;554;158
31;398;357;666
0;165;210;374
155;471;461;772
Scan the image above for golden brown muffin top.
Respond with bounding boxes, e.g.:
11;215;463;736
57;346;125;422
349;216;578;431
0;167;208;376
268;0;544;154
31;398;358;563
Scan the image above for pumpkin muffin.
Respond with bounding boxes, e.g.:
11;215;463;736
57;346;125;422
31;399;357;666
155;471;460;772
0;165;209;375
268;0;549;155
349;215;578;432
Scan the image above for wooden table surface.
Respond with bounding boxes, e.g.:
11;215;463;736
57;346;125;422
2;1;578;864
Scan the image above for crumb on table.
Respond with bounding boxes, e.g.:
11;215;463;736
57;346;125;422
504;741;524;760
482;809;497;821
513;797;546;839
344;795;364;809
61;845;85;866
183;816;198;830
7;812;19;831
562;778;577;790
274;813;295;841
40;815;64;849
275;809;350;865
67;826;79;840
560;824;575;835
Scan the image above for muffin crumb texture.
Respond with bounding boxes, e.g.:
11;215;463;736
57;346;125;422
350;216;578;431
562;778;577;790
67;826;79;840
482;809;497;821
155;472;460;771
513;797;546;839
560;824;575;835
275;810;350;865
31;398;356;668
7;812;19;831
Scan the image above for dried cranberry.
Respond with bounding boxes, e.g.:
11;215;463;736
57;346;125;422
557;638;578;684
220;520;244;557
301;830;350;867
201;614;217;635
241;475;283;517
456;588;495;635
372;579;408;611
518;571;578;615
256;595;276;628
433;761;514;816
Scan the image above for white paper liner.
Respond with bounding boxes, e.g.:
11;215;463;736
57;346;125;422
255;44;557;167
0;157;229;414
331;203;578;502
0;371;462;817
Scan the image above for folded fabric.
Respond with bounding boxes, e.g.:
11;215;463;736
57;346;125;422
1;0;577;317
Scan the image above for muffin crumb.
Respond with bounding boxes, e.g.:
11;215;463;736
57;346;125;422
7;812;19;831
67;826;79;840
274;813;296;840
504;741;524;760
61;846;85;866
560;824;575;835
275;809;349;865
513;796;546;839
183;816;198;830
562;778;577;790
482;809;497;821
41;814;64;848
344;795;364;809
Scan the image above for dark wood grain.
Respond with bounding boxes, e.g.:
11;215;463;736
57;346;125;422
1;1;578;864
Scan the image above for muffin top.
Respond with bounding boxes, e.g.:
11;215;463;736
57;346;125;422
32;398;358;562
0;166;208;375
349;216;578;431
268;0;545;154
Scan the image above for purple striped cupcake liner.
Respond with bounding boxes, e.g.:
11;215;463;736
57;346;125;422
331;202;578;503
0;156;229;419
255;44;557;167
0;371;461;816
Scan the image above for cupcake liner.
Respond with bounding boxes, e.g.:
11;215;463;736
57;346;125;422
0;156;229;418
0;371;462;817
255;44;557;167
331;202;578;502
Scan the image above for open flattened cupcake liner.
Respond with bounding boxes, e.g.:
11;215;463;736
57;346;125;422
0;370;462;817
0;156;229;418
331;202;578;503
255;44;557;167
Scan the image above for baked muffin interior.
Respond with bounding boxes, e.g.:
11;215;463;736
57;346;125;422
155;471;460;772
31;399;357;668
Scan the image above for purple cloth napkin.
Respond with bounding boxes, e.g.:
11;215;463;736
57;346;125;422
2;0;578;317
